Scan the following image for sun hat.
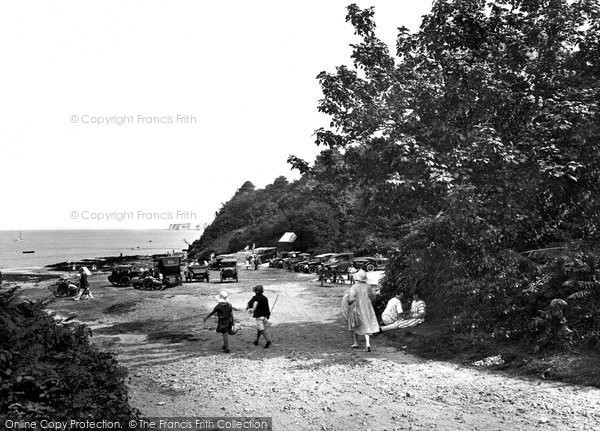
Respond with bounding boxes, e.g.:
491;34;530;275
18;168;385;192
354;270;368;283
253;284;264;293
215;290;229;302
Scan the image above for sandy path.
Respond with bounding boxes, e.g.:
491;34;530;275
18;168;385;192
38;266;600;430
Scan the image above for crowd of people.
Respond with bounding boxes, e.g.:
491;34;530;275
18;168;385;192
245;254;262;270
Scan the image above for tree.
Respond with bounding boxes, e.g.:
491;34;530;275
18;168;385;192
303;0;600;253
298;0;600;348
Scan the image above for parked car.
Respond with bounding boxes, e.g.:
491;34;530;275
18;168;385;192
254;247;278;261
131;275;163;290
209;254;236;270
156;256;182;287
185;262;210;282
353;256;389;272
220;259;238;282
108;265;142;287
270;251;300;268
280;251;304;269
302;253;336;273
318;253;355;284
290;253;312;272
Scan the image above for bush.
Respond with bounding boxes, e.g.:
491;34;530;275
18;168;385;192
380;212;600;353
0;287;141;422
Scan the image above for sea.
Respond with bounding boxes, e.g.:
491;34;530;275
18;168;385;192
0;230;201;272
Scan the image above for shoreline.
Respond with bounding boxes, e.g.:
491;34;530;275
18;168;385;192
1;253;172;286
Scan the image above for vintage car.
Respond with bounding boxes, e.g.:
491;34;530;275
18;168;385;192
302;253;336;274
353;256;389;272
156;256;182;287
209;254;236;270
185;262;210;282
275;251;302;269
318;253;355;285
269;251;300;268
289;253;312;272
254;247;278;261
107;265;142;287
220;259;238;282
131;275;163;290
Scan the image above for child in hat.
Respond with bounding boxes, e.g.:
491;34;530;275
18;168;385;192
247;285;271;348
204;290;234;353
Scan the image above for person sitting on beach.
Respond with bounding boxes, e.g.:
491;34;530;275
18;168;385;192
379;291;405;332
407;291;426;320
382;291;426;331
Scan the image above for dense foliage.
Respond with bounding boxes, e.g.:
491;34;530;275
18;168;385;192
0;287;141;421
189;175;390;258
192;0;600;352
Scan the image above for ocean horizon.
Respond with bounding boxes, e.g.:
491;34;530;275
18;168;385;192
0;229;201;272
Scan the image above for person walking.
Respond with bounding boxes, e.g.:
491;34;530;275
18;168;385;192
347;270;379;351
73;267;93;301
247;285;271;348
203;290;234;353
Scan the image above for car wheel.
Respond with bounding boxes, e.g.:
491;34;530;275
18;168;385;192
366;263;375;272
375;259;383;267
308;266;317;274
143;278;153;289
119;276;131;286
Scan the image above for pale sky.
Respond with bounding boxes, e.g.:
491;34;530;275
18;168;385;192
0;1;432;230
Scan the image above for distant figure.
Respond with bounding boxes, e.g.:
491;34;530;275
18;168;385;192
245;255;252;270
347;266;357;284
203;291;234;353
254;256;260;270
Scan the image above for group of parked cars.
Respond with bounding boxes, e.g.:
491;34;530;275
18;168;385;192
106;249;388;290
268;251;388;278
107;255;238;291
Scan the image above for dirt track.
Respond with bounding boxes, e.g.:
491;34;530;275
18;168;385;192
37;265;600;430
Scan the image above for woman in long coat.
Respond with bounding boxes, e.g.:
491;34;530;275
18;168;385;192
347;270;379;352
